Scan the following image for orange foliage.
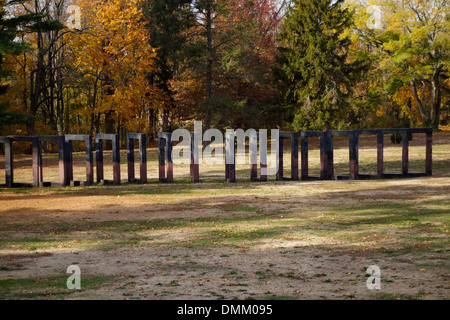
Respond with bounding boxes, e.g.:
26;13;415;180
67;0;167;132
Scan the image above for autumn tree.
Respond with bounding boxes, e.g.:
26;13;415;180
350;0;450;129
174;0;286;129
67;0;161;135
212;0;287;128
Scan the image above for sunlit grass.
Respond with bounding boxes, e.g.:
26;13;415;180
0;275;116;300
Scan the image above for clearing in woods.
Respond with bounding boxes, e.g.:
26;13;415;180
0;132;449;300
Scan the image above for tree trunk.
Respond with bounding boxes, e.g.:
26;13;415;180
410;81;429;126
205;2;213;131
29;32;46;135
430;67;442;130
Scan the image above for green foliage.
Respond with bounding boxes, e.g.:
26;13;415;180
143;0;195;86
351;0;450;129
277;0;366;130
390;132;413;145
0;0;64;133
199;95;259;129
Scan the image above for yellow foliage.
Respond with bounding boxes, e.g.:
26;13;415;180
66;0;165;132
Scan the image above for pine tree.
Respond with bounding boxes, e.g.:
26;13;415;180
142;0;195;132
277;0;361;130
0;0;63;133
1;0;32;131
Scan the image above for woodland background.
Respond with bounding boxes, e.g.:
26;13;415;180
0;0;449;144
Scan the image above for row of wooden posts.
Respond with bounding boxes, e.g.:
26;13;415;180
0;128;433;188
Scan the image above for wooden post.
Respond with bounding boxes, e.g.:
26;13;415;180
320;134;327;180
276;135;284;181
95;137;104;183
37;136;67;187
349;131;359;180
7;136;40;187
259;131;267;182
127;137;135;183
225;131;236;183
251;131;268;182
158;135;166;182
301;132;308;180
31;138;40;187
66;140;73;183
139;134;147;184
321;132;333;180
275;132;298;181
249;132;259;181
291;132;299;181
2;138;13;188
166;135;173;183
58;137;67;186
327;132;334;179
65;135;94;186
38;141;43;186
158;133;173;183
402;130;409;176
112;135;121;184
190;132;199;182
86;136;94;185
377;132;384;179
95;134;120;185
426;129;432;176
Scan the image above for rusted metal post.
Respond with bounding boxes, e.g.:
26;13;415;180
251;131;268;182
377;131;384;179
0;137;13;188
158;134;165;182
300;132;308;180
402;130;409;176
127;137;135;182
276;132;298;181
127;133;147;184
158;132;173;183
95;134;121;185
276;134;284;181
190;132;200;182
320;132;334;180
225;131;236;183
6;136;40;187
96;137;104;183
291;132;299;181
65;135;94;186
31;138;40;187
38;136;67;186
301;131;324;181
250;131;270;182
426;129;432;176
349;131;359;180
250;131;257;181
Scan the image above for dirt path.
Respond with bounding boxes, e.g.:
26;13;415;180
1;245;448;300
0;177;449;300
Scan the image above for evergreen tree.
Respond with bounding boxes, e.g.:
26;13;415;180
1;0;31;131
0;0;63;133
277;0;363;130
142;0;195;132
